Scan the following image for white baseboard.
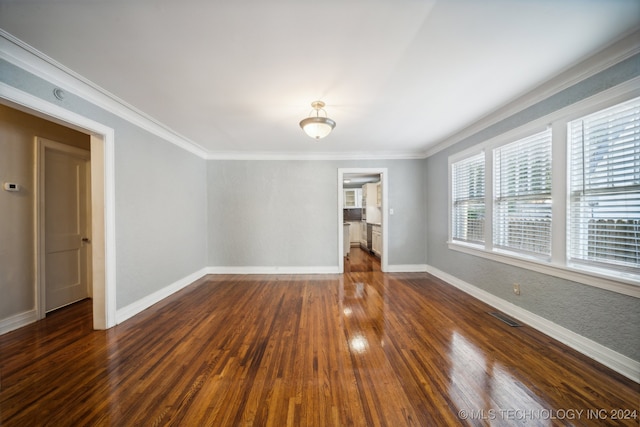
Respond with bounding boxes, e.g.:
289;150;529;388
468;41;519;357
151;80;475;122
0;309;38;335
207;264;430;274
116;265;339;325
116;268;209;324
425;265;640;383
206;266;340;274
114;264;339;326
386;264;429;273
10;263;636;382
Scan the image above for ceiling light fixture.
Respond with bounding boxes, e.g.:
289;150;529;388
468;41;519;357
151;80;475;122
299;101;336;140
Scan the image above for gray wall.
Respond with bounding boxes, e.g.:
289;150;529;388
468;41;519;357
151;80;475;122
425;54;640;361
0;59;209;311
207;159;427;268
0;56;428;321
1;42;636;368
114;125;208;307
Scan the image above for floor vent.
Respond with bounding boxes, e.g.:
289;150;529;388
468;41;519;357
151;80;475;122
488;312;522;327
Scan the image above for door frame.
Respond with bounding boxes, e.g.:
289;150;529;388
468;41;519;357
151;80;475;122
338;168;389;273
0;83;117;329
37;137;91;314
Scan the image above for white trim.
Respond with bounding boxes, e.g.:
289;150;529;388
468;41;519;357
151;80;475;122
0;29;420;162
445;80;640;297
207;265;431;274
386;264;429;273
206;151;425;161
447;145;486;164
424;30;640;158
448;150;487;248
0;29;208;159
381;172;389;272
0;310;38;335
446;77;640;161
425;264;640;383
2;29;637;162
338;168;389;273
116;268;209;324
550;120;568;266
206;266;340;275
89;133;115;329
448;242;640;298
2;29;639;162
0;81;118;329
338;181;345;274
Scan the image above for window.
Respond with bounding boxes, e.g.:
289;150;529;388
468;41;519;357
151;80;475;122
448;88;640;291
452;153;485;244
494;129;552;258
568;97;640;273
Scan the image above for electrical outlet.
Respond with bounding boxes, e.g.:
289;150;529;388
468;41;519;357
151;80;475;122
513;283;521;295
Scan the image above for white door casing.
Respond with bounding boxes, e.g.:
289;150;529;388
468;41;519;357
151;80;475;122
39;138;91;312
338;168;389;273
1;81;116;330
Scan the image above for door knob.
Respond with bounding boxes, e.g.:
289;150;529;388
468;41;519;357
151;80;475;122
82;237;91;243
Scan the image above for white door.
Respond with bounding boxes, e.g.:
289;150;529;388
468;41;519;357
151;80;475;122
42;140;91;312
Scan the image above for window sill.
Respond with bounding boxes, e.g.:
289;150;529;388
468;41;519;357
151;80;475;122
447;241;640;298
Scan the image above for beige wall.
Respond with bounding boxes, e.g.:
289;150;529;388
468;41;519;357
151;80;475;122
0;104;89;319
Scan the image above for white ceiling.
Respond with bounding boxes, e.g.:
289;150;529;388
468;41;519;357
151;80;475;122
1;0;638;157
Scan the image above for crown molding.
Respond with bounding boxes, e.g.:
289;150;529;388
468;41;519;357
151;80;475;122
205;150;426;161
423;28;640;158
0;30;425;162
0;29;209;159
3;27;637;162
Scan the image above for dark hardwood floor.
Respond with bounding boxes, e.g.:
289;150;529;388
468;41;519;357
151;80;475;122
345;246;380;272
1;270;638;426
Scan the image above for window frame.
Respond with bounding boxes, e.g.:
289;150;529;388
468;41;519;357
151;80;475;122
567;98;640;273
450;151;486;246
447;77;640;298
493;128;553;259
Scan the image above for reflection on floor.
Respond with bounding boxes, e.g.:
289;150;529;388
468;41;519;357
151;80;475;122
1;270;638;425
345;246;380;272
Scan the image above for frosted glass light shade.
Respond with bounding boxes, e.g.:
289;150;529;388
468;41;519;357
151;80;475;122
299;117;336;140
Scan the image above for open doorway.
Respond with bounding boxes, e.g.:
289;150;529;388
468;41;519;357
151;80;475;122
37;137;92;315
338;168;388;273
0;85;116;331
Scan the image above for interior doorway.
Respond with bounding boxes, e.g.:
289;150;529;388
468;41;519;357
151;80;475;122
1;84;116;330
338;168;388;273
38;138;92;313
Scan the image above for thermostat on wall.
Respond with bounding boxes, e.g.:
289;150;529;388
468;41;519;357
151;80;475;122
3;182;20;192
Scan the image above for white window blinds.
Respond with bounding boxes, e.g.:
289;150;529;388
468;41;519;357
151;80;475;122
494;129;552;257
452;153;485;244
569;97;640;272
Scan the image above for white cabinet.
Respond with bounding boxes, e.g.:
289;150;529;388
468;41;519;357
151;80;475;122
360;221;367;247
372;225;382;257
362;183;381;224
347;221;361;245
343;189;362;208
361;184;368;207
376;182;382;207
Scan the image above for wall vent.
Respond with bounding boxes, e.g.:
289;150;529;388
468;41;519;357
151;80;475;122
488;312;522;327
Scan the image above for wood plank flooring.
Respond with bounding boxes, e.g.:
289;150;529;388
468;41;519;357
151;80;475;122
345;247;380;273
1;271;638;426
